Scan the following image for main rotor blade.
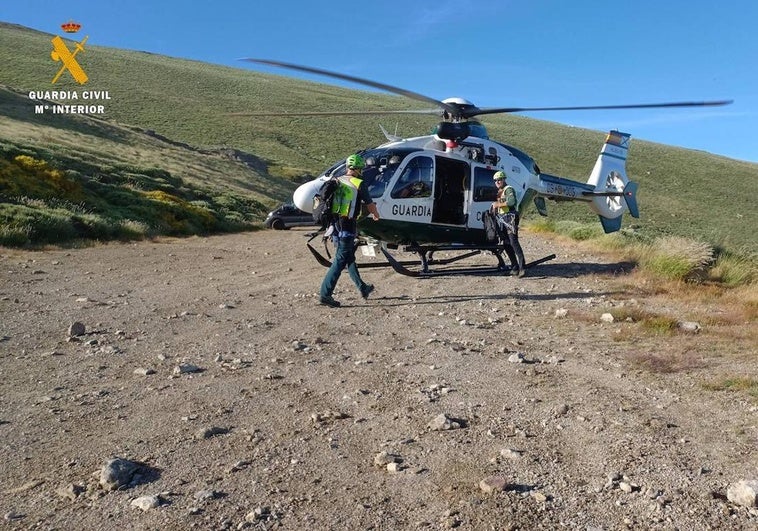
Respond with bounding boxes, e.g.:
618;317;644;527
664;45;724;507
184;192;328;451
229;109;441;117
472;100;734;117
239;58;457;115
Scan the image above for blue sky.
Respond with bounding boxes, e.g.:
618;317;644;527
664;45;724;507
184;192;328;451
3;0;756;162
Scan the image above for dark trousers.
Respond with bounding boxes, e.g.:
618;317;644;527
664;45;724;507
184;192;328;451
497;212;525;270
320;237;369;299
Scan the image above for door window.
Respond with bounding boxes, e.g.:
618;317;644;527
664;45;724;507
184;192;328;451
391;156;433;199
472;167;498;202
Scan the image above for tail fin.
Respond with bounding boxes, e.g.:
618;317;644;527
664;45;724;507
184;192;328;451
623;180;639;218
586;131;639;232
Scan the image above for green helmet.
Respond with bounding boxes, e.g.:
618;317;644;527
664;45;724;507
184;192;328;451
346;154;365;170
493;171;506;181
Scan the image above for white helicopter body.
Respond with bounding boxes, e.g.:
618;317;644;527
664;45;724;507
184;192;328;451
238;59;728;276
293;125;637;245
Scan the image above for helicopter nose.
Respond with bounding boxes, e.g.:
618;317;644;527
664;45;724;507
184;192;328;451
292;179;322;213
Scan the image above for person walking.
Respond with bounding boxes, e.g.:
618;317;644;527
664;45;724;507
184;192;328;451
491;171;526;276
319;154;380;307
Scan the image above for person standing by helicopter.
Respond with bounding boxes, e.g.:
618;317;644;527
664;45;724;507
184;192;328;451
492;171;526;277
319;154;381;308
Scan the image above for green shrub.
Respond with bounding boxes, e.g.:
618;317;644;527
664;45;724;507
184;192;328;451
709;250;757;286
640;237;714;281
0;155;83;200
641;315;678;334
0;223;31;246
704;377;758;398
526;218;556;233
568;224;604;241
118;219;151;239
32;210;79;243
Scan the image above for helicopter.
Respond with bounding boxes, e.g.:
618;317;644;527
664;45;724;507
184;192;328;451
238;59;732;277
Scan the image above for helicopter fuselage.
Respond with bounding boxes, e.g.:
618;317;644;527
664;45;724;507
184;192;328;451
294;129;628;244
364;136;524;245
238;58;723;274
296;134;528;245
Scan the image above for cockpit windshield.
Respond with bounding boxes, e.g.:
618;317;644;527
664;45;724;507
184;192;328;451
466;121;489;139
357;147;421;198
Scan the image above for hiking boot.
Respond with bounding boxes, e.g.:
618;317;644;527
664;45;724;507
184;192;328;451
361;284;375;300
319;296;341;308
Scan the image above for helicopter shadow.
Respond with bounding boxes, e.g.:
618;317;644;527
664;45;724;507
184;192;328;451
352;260;636;307
526;259;636;279
371;288;623;307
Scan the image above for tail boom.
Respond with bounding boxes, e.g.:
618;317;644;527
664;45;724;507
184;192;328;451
532;131;639;234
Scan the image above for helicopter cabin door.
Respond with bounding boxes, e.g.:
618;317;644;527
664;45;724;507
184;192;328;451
468;166;499;229
431;156;469;225
387;154;435;223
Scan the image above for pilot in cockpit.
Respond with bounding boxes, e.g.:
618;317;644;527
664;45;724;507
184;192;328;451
367;155;403;198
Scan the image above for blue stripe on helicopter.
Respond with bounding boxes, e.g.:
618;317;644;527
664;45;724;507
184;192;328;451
600;151;627;161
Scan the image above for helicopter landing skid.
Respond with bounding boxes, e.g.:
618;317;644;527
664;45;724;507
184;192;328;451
306;241;555;277
306;241;443;271
380;244;556;278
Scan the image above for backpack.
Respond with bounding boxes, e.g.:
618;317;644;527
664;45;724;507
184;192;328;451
482;210;499;242
312;177;339;229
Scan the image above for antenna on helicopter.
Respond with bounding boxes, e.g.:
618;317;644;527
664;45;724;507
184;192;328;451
379;124;402;142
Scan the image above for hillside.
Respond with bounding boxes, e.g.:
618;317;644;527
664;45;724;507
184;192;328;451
1;21;756;252
0;85;296;245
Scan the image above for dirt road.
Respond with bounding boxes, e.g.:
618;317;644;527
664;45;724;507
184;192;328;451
1;229;756;530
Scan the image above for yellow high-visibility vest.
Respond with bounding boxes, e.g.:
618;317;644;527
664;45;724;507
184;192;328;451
497;185;517;214
331;176;363;219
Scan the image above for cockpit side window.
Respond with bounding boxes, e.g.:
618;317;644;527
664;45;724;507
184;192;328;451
326;163;347;179
391;156;433;199
363;158;391;199
472;167;498;202
354;148;420;198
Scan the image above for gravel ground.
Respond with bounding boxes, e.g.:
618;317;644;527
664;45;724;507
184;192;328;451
1;228;756;530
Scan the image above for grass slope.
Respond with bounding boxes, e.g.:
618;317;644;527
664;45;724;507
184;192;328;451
0;85;293;245
1;21;756;253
